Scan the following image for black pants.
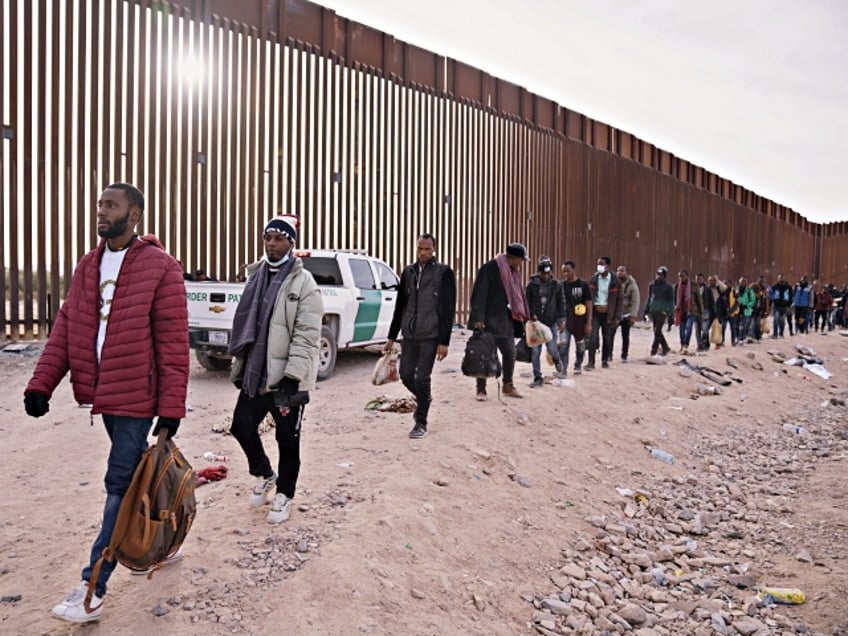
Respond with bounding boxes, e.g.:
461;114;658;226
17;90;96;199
617;318;631;360
650;311;670;354
588;312;613;364
230;391;303;499
476;336;516;390
399;338;438;426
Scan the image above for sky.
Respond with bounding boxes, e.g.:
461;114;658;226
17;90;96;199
322;0;847;224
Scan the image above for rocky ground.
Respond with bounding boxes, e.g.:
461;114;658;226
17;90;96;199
0;324;846;635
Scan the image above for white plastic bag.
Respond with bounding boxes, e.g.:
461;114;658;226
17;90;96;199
526;320;553;347
371;352;400;385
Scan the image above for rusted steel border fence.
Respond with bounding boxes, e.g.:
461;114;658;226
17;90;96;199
1;0;846;339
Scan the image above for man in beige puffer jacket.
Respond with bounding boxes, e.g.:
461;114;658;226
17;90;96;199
228;216;323;524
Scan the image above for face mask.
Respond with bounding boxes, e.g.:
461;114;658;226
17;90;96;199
597;265;606;274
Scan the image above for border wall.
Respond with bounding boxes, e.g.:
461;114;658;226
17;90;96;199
1;0;846;337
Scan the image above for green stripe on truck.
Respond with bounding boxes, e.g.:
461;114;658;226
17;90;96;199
352;289;381;341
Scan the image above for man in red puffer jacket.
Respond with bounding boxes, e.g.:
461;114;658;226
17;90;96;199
23;182;189;624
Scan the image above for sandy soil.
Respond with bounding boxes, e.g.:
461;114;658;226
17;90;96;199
0;325;846;635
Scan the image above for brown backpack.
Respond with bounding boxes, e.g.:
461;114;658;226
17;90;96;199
85;432;196;609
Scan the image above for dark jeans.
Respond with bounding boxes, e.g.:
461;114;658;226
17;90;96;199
616;318;632;360
558;324;587;371
399;338;438;426
231;391;303;499
736;314;752;342
773;306;790;336
82;415;152;597
476;335;516;390
650;311;670;355
588;312;614;364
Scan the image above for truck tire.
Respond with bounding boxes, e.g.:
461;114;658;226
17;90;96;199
317;324;337;380
196;350;232;371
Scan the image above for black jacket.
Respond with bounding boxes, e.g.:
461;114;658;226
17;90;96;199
526;275;564;326
388;259;456;345
469;260;518;338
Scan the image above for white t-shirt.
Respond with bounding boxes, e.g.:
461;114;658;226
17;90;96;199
98;247;129;362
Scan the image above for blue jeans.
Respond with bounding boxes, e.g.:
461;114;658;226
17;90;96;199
736;315;752;342
678;315;696;347
82;415;152;597
531;325;561;380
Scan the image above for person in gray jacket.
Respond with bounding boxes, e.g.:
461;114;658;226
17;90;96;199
614;265;641;362
385;233;457;439
228;216;323;524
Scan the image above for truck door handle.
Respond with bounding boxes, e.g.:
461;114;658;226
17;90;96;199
384;297;394;301
356;296;365;301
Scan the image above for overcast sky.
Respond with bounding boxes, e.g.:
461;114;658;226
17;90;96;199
322;0;847;224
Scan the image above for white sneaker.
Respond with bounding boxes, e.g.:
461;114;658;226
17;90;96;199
51;581;103;623
130;546;185;575
249;473;277;507
267;493;291;524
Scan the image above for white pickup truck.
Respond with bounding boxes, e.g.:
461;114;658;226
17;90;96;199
186;249;399;380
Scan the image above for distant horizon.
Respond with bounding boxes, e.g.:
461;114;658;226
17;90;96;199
322;0;847;225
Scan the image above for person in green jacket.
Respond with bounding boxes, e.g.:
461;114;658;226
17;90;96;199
645;266;674;356
733;276;756;344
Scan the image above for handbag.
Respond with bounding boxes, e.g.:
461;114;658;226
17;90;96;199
760;316;771;335
515;338;532;363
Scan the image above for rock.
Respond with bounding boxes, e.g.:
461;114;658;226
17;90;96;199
410;588;426;600
710;612;728;634
151;605;169;617
732;616;767;635
618;603;647;625
540;598;569;615
514;474;532;488
472;593;485;612
795;548;813;563
560;562;587;580
434;477;449;487
728;574;757;589
0;595;22;603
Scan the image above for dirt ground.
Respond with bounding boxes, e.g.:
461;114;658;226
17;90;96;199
0;325;846;635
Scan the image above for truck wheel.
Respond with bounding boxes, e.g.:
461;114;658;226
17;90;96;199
317;325;337;380
196;350;232;371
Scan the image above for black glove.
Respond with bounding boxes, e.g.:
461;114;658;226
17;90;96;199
278;377;299;396
24;392;50;418
152;417;180;439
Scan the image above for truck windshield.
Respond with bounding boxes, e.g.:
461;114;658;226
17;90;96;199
302;257;343;286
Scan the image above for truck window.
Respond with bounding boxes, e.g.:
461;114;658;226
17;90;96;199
302;257;343;286
349;258;376;289
374;261;399;290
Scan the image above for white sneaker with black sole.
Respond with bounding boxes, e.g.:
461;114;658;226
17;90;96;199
249;473;277;507
51;581;103;624
267;493;291;524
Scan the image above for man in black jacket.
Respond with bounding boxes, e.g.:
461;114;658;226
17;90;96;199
385;233;457;439
469;243;530;400
526;256;564;387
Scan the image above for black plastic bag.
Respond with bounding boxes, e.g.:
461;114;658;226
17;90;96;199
515;338;532;363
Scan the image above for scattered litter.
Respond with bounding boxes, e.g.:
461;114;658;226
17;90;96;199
336;461;354;468
646;446;674;464
803;363;832;380
365;396;417;413
195;465;228;486
758;587;805;605
782;423;806;435
202;451;228;462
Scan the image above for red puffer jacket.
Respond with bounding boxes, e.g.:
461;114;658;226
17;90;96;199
25;235;189;419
